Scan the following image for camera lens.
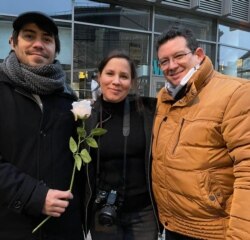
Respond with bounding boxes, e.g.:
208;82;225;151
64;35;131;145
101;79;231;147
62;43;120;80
98;205;117;226
95;190;107;204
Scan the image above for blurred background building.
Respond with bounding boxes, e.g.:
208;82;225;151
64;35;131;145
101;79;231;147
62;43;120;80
1;0;250;98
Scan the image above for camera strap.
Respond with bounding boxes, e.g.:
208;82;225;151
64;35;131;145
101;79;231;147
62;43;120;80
96;98;130;202
121;98;130;200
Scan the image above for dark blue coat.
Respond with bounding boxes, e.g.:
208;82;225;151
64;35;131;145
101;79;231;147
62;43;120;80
0;72;84;240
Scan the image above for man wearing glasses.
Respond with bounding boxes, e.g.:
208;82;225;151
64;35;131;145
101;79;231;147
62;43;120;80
152;26;250;239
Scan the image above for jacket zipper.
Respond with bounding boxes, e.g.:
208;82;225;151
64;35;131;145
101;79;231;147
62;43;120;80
172;118;184;154
148;132;163;239
147;110;163;238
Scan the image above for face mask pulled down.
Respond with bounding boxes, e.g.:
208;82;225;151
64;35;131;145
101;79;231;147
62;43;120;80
165;64;200;99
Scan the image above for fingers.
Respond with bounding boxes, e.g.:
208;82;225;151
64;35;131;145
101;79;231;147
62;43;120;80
51;189;73;201
42;189;74;217
47;206;67;217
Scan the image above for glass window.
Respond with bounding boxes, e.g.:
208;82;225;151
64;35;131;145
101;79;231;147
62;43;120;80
0;0;72;19
73;23;151;98
155;8;217;41
219;24;250;49
199;42;216;66
56;22;73;85
218;45;250;79
74;0;150;31
0;19;12;62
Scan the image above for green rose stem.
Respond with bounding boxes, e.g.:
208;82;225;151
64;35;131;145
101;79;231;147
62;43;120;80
32;134;81;234
32;161;77;234
32;120;106;234
32;216;51;234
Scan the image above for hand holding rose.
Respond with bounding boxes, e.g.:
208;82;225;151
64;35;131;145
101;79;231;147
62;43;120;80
32;99;106;233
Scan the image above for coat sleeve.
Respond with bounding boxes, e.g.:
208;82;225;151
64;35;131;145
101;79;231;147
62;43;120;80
0;155;49;217
222;81;250;239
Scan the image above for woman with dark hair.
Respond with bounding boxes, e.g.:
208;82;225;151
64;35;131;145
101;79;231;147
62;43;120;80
83;50;162;240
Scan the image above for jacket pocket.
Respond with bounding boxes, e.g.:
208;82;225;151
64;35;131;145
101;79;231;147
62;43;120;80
166;169;229;219
197;170;227;215
167;117;223;157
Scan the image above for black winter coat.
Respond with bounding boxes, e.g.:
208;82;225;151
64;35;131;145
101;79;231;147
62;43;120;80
82;95;162;236
0;74;84;240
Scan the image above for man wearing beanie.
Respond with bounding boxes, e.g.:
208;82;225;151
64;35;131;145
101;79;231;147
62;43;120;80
0;11;84;240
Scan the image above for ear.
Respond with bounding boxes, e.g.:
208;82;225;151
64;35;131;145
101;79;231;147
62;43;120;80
9;36;15;50
195;47;205;63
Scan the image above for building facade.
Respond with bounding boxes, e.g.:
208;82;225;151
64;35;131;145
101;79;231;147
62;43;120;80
1;0;250;97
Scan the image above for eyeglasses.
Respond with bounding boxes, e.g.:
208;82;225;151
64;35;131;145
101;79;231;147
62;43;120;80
158;51;192;68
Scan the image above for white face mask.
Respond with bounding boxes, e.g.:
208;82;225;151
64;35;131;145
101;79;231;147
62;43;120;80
165;64;200;98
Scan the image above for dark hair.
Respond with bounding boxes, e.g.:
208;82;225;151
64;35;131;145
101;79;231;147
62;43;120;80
156;26;198;54
11;22;60;54
98;50;146;112
98;50;138;93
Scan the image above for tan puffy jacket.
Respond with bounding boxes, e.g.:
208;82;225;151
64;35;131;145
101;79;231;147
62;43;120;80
152;56;250;240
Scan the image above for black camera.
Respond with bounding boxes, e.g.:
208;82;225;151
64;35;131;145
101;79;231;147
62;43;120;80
95;189;120;226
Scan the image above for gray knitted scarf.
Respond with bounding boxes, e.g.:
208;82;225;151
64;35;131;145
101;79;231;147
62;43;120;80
0;51;75;96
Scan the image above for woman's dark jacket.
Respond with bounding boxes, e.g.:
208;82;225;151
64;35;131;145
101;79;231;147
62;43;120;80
83;95;162;236
0;71;84;240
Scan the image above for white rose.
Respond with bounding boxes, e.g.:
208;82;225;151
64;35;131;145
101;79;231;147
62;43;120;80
71;100;92;121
